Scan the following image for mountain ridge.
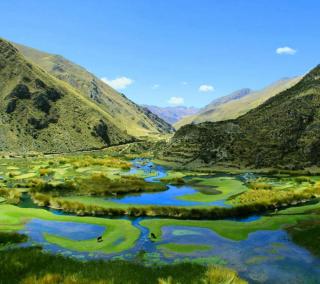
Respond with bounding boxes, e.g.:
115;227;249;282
174;77;301;129
0;38;135;154
161;64;320;169
142;105;199;125
14;42;174;137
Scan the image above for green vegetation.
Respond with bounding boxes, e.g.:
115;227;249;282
158;243;211;254
174;78;300;129
1;247;247;284
0;205;139;254
0;231;27;246
0;38;135;156
0;247;207;284
202;265;247;284
162;65;320;170
0;188;21;205
140;201;320;241
0;246;247;284
31;174;167;197
178;177;246;203
286;219;320;256
0;153;139;205
14;41;174;139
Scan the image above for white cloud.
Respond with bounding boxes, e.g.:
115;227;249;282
168;96;184;105
101;76;134;90
276;46;297;55
181;81;188;85
152;84;160;89
199;84;214;92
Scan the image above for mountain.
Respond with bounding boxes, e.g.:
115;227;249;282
0;38;136;154
174;78;301;129
142;105;199;125
14;43;174;137
161;65;320;169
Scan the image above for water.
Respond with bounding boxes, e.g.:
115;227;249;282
14;158;320;283
19;218;320;283
108;158;230;207
21;219;106;241
156;226;320;284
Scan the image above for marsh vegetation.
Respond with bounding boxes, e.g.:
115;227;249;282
1;153;320;283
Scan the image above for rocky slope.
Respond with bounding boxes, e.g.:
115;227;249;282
161;65;320;169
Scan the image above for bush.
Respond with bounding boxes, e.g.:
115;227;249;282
39;168;54;177
0;232;27;245
202;266;247;284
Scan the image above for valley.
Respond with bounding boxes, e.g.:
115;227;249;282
1;151;320;283
0;3;319;281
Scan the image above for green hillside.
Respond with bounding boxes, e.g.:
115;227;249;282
174;78;301;129
161;65;320;169
14;43;174;137
0;38;133;155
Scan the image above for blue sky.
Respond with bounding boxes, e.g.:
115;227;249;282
0;0;319;107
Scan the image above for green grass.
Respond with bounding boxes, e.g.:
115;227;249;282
286;219;320;256
140;201;320;242
0;231;27;245
0;204;139;254
158;243;212;254
177;177;247;203
0;247;210;284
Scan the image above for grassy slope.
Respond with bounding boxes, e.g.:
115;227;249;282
174;77;301;129
140;201;320;241
15;42;174;137
0;38;133;154
0;204;139;253
163;65;320;169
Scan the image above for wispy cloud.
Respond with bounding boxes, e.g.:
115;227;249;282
199;84;214;92
168;96;184;105
181;81;188;85
152;84;160;89
276;46;297;55
101;76;134;90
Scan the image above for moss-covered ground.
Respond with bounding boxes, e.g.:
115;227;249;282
140;201;320;241
0;204;139;254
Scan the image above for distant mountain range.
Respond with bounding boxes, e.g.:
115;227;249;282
174;77;301;129
161;64;320;169
142;105;199;125
0;38;173;154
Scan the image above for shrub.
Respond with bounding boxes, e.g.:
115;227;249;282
0;232;27;245
39;168;54;177
202;266;247;284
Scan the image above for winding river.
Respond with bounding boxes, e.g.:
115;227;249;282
17;159;320;284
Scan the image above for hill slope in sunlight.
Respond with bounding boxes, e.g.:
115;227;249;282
15;43;174;138
174;78;301;129
0;38;134;154
161;65;320;169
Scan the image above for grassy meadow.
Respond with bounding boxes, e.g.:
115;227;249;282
0;151;320;283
